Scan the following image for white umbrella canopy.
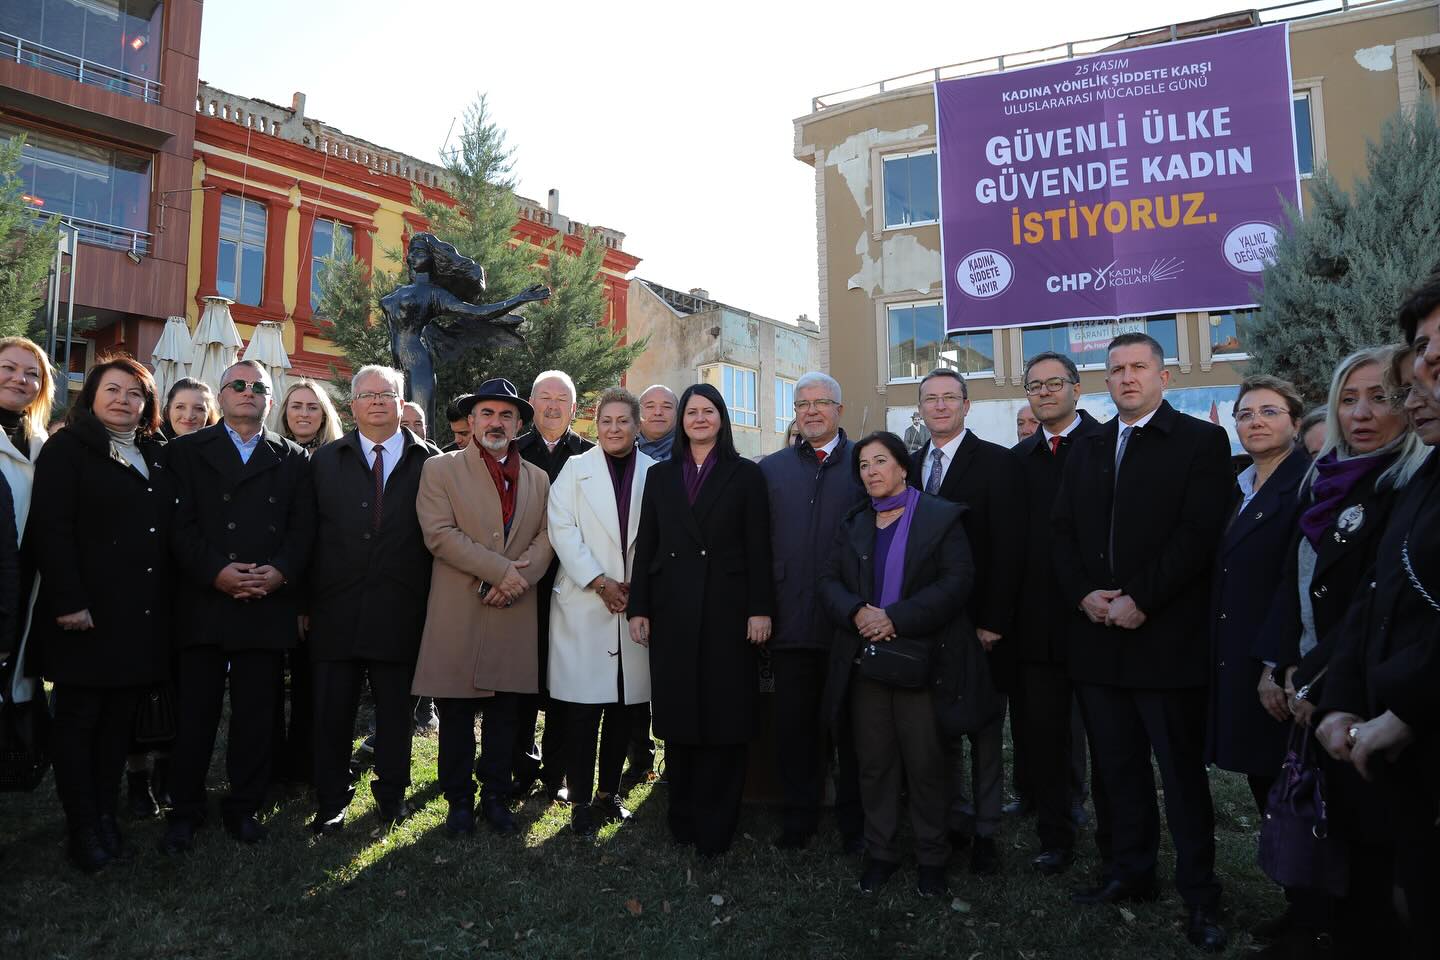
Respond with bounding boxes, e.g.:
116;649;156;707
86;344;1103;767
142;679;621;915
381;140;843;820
241;321;292;431
149;315;193;403
190;296;243;395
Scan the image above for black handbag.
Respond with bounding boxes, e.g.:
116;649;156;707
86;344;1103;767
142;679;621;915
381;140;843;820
0;658;51;793
132;683;176;745
857;636;932;688
1258;723;1349;896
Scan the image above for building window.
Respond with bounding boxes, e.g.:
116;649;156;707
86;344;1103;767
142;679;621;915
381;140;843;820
774;377;796;433
1209;308;1255;358
310;218;353;309
1293;93;1315;178
1;1;165;89
887;300;994;381
218;194;266;306
3;120;151;248
882;149;939;229
1021;315;1179;370
721;364;758;427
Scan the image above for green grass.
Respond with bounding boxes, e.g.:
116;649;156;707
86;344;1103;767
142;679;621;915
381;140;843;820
0;721;1282;959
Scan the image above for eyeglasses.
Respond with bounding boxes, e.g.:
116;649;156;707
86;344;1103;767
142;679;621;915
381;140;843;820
225;379;271;396
920;393;966;407
793;399;839;412
1023;377;1076;395
355;391;399;403
1234;406;1289;425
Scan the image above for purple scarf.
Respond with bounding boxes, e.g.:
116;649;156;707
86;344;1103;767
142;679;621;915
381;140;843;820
682;446;718;505
873;486;922;608
606;449;636;552
1299;448;1394;547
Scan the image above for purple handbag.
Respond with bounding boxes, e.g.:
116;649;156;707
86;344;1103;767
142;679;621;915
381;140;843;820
1258;724;1348;896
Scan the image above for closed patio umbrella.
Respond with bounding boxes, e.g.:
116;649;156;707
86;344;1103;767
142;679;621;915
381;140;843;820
149;315;193;403
241;321;292;430
190;296;243;395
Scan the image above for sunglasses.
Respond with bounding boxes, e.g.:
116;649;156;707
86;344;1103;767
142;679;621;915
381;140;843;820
225;379;271;396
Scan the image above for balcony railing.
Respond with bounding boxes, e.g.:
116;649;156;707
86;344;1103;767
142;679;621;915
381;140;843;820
31;209;152;256
1;30;162;105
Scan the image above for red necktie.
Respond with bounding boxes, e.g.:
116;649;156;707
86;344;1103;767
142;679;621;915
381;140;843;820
1049;435;1062;455
371;444;385;532
814;448;827;464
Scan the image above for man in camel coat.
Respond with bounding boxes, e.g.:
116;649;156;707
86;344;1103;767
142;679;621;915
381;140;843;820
412;378;552;836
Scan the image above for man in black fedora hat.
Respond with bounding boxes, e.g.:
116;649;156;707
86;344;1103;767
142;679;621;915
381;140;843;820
412;378;554;835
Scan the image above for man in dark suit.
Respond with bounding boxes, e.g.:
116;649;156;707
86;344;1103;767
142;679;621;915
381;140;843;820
308;365;439;835
161;360;314;853
1052;333;1233;951
910;368;1024;875
1011;352;1105;876
513;370;594;799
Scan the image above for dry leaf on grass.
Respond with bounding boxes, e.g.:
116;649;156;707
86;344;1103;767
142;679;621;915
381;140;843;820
625;898;643;917
709;894;725;907
950;898;971;913
459;921;474;931
1119;907;1137;923
663;900;672;914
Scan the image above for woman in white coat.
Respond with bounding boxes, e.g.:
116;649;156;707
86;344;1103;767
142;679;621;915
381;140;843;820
0;336;53;703
548;387;654;834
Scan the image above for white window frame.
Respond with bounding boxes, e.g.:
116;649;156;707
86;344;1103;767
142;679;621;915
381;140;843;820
882;298;995;384
218;193;267;306
1207;308;1255;362
1020;316;1183;372
774;376;796;433
1291;79;1328;181
720;363;758;428
310;217;354;310
880;148;940;231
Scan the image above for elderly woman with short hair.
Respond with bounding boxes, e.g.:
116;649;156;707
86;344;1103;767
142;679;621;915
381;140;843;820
548;387;655;834
31;357;174;872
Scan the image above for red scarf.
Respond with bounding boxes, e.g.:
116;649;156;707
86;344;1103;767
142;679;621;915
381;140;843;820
479;442;522;527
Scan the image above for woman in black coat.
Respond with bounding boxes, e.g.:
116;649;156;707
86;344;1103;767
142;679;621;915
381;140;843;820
818;431;974;899
627;383;772;857
30;357;173;872
1206;376;1310;801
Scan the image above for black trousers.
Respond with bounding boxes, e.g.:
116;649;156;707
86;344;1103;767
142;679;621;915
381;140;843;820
312;659;414;814
514;581;564;789
1013;660;1079;850
627;701;655;773
168;647;283;822
1077;683;1219;908
562;699;630;806
437;693;517;808
51;684;144;830
665;742;748;856
270;646;313;784
771;648;862;840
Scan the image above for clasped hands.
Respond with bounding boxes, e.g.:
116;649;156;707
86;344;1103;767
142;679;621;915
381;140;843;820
1081;588;1147;629
481;560;531;608
588;574;630;615
1316;709;1415;781
214;562;286;601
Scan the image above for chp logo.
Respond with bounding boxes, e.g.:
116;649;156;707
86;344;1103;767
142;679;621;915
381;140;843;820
955;249;1014;300
1045;257;1185;294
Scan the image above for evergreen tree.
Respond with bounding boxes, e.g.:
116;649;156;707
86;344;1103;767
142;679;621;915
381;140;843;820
315;96;643;435
1249;101;1440;401
0;134;61;340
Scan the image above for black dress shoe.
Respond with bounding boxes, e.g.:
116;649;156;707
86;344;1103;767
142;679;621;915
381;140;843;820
444;805;476;837
858;858;900;894
1001;796;1034;816
378;801;412;829
127;770;160;819
773;830;811;851
158;817;195;856
1071;877;1160;905
96;814;128;860
970;835;1001;876
591;794;631;825
311;809;346;835
67;827;112;873
1031;848;1074;875
481;797;518;835
223;814;267;844
1186;906;1228;952
916;864;948;898
571;804;597;836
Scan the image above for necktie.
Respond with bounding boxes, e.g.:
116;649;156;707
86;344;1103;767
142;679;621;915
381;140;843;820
1108;425;1134;572
1114;425;1135;477
1049;435;1062;455
371;444;385;532
926;448;944;495
814;448;827;464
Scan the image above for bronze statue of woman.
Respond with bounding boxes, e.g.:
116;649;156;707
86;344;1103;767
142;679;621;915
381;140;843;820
379;232;548;426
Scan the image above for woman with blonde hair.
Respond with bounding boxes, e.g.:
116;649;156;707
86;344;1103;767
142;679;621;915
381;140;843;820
277;378;343;451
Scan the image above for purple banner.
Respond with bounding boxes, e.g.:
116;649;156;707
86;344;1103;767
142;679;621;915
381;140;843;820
937;24;1299;332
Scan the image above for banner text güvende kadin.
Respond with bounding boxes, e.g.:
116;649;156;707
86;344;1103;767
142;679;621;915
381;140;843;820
936;24;1300;332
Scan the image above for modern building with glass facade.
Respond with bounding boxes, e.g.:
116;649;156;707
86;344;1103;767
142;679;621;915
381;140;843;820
793;0;1440;446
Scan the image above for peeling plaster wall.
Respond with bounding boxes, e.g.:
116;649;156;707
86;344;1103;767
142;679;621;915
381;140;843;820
847;233;943;296
1354;43;1397;70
